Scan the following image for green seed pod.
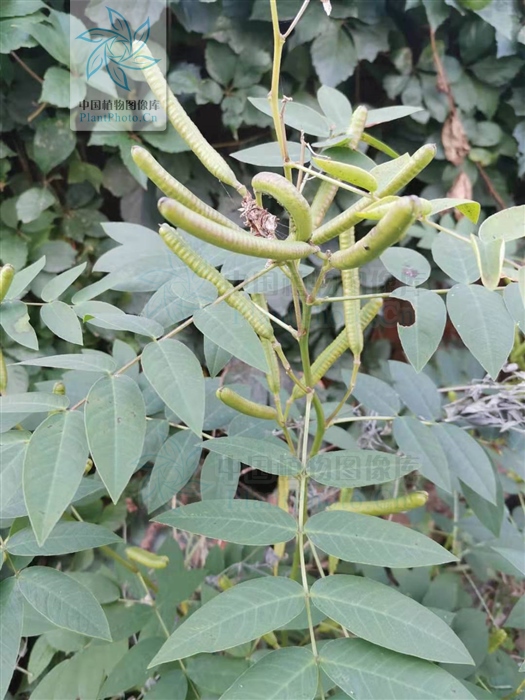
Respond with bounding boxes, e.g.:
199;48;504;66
328;491;428;516
291;298;382;399
0;349;7;393
312;155;378;193
339;228;363;357
251;294;281;394
0;264;15;303
330;197;418;270
52;381;66;395
160;224;273;339
355;196;400;221
488;628;507;654
126;546;169;570
159;198;316;262
312;144;436;246
133;42;245;194
131;146;240;231
346;105;368;149
216;387;278;421
311;179;339;229
252;172;312;242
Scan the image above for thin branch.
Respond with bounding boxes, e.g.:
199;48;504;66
10;51;43;83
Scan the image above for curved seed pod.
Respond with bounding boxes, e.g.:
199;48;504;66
251;294;281;394
312;144;436;245
126;546;169;569
159;198;316;262
339;228;363;357
131;146;241;231
312;155;378;192
311;179;339;229
160;224;273;338
354;196;400;221
252;172;312;242
346;105;368;149
216;387;278;421
291;298;383;399
328;491;428;516
133;42;245;194
0;264;15;303
330;197;418;270
0;349;7;393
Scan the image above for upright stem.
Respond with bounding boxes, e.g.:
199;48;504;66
269;0;292;180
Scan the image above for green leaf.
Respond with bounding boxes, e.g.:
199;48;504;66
248;97;330;136
470;235;505;291
461;474;504;538
447;284;515;379
200;451;239;500
232;141;307;166
145;431;203;512
504;283;525;333
204;437;302;476
187;655;250;696
204;336;232;377
0;300;39;350
99;637;164;698
0;441;27;518
490;546;525;576
479;205;525;242
87;313;164;338
0;1;45;17
381;248;431;287
311;575;473;664
428;198;481;223
142;340;205;436
18;352;116;373
317;85;352;131
41;66;85;109
393;417;451;492
149;577;305;665
432;424;497;503
17;567;111;640
194;303;268;373
6;522;121;556
305;510;457;568
23;411;88;545
220;647;318;700
85;375;146;503
307;450;418;488
155;500;297;545
312;23;357;87
366;106;424;126
389;361;442;420
431;232;479;284
352;374;401;416
320;638;478;700
41;300;83;345
145;670;188;700
0;391;68;413
506;598;525;629
40;262;87;302
33;116;76;174
142;275;217;327
4;256;47;300
0;579;23;700
390;288;447;372
16;188;55;224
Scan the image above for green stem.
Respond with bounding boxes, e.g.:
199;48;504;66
325;357;360;427
269;0;291;180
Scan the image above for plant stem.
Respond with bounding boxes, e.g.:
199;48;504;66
326;357;360;426
269;0;291;179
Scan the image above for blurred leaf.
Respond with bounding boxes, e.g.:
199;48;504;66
16;188;55;224
312;23;357;87
389;360;442;420
33;117;76;174
503;283;525;332
99;637;164;698
0;579;23;700
393;417;451;492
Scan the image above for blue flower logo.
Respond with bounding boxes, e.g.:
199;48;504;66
76;6;160;92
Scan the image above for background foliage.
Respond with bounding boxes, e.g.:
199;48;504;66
1;0;524;699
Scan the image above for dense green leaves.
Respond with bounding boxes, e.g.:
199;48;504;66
155;500;297;545
23;410;89;545
305;510;457;568
85;375;146;503
220;648;318;700
311;575;473;664
142;340;205;436
150;577;305;665
320;638;478;700
17;567;111;640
